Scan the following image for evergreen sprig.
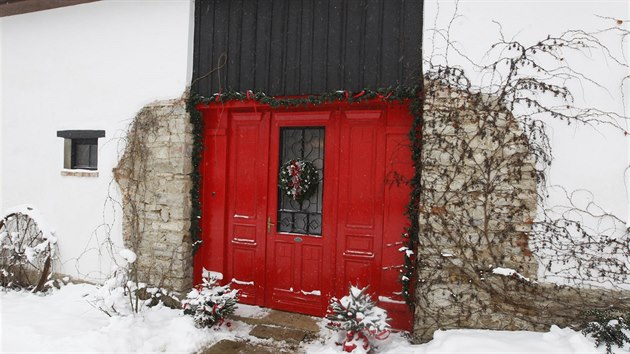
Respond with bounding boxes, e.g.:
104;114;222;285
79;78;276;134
182;271;239;328
582;308;630;354
326;285;391;352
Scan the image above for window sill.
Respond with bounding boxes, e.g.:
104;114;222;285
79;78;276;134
61;169;99;178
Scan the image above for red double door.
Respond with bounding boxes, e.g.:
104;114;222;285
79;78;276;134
196;99;413;329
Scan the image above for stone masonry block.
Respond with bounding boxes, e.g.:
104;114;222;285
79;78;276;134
115;97;194;294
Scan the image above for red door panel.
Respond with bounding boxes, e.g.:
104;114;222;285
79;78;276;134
195;106;228;286
336;109;386;292
274;241;294;289
301;245;323;291
225;111;269;305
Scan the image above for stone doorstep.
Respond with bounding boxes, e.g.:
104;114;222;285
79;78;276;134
263;310;321;333
229;314;266;327
201;309;321;354
230;310;319;337
230;309;320;334
249;324;307;345
200;339;294;354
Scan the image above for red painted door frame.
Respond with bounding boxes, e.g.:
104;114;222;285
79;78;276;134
194;99;414;330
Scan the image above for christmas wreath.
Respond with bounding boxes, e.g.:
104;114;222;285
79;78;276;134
279;159;319;203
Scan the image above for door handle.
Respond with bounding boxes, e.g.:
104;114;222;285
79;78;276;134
267;217;274;233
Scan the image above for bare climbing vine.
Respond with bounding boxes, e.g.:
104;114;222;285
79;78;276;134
414;9;630;342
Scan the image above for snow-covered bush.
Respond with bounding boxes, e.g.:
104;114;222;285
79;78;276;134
90;248;142;316
0;206;57;292
326;285;390;353
582;309;630;354
182;269;239;328
91;248;183;316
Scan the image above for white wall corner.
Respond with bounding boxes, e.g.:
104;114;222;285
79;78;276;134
185;0;195;89
626;7;630;228
0;17;4;213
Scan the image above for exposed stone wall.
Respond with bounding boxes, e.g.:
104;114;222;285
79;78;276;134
413;80;629;342
114;98;193;293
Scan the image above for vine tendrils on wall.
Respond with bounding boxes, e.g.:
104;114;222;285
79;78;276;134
413;9;630;342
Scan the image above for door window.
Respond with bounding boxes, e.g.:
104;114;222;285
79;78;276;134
277;127;324;235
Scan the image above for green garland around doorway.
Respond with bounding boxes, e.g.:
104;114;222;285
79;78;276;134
186;85;423;307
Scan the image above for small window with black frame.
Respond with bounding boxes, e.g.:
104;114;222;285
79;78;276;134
57;130;105;171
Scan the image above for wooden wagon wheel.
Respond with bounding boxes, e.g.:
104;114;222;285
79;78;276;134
0;211;53;291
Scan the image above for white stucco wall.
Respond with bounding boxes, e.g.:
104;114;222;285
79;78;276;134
0;18;4;214
1;0;194;282
424;0;630;284
2;0;628;288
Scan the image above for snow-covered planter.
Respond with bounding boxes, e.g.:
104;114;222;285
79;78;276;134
0;205;57;292
182;269;239;328
326;285;391;353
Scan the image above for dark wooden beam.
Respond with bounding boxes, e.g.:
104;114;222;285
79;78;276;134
192;0;423;97
0;0;99;17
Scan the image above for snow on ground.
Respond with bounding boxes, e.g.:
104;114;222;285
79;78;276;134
307;326;622;354
306;327;615;354
0;283;247;353
233;303;271;319
0;283;623;353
